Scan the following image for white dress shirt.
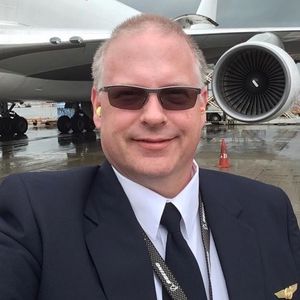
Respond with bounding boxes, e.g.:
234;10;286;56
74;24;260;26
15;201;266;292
113;162;229;300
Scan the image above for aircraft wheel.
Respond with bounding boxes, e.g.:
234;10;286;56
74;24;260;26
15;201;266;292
57;116;71;133
210;113;222;124
13;116;28;135
0;117;15;138
83;115;95;132
71;115;85;133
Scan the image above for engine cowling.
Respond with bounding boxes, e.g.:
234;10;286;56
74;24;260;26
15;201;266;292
212;41;300;122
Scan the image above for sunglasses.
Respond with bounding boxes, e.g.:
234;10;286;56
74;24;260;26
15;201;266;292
99;85;201;110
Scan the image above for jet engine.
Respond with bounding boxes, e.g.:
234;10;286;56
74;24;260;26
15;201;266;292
212;35;300;122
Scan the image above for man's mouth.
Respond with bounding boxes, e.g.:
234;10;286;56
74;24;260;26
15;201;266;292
132;137;176;150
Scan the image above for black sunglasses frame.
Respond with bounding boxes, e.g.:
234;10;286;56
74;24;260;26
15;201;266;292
99;85;202;110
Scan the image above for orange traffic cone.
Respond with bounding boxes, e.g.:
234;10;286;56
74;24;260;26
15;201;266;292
218;138;230;168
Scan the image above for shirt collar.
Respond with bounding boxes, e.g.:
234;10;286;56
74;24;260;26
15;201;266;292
112;161;199;240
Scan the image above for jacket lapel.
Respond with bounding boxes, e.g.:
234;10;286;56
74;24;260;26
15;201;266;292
84;161;156;300
199;169;266;300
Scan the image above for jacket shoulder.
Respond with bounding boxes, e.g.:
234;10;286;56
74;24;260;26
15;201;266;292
0;166;100;208
199;167;284;192
199;168;289;210
2;165;98;187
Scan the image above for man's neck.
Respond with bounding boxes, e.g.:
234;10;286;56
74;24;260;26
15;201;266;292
112;162;197;198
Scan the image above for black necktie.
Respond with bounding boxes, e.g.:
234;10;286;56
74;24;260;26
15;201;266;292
161;203;207;300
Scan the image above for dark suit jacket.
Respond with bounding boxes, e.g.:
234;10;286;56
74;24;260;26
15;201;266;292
0;161;299;300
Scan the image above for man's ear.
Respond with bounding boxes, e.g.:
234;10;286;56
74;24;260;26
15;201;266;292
91;86;101;129
199;87;208;112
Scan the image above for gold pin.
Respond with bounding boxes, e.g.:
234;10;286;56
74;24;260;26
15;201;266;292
275;283;298;299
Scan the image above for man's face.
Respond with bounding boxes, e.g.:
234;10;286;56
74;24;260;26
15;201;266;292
91;28;207;193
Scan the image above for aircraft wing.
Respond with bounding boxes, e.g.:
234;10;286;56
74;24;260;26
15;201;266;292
186;27;300;63
2;26;300;61
1;25;300;127
0;28;110;102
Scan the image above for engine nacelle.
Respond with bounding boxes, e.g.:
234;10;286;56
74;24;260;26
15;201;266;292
212;41;300;122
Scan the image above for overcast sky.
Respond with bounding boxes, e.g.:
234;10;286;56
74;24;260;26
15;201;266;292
120;0;300;28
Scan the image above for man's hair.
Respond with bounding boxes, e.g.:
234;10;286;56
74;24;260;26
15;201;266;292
92;14;207;89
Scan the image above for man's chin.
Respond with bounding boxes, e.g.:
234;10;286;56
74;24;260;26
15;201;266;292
128;162;177;180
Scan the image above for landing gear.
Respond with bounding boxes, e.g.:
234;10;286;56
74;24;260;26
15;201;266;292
71;113;86;133
13;116;28;135
57;115;72;134
57;106;95;134
0;117;14;138
0;115;28;138
207;112;222;124
0;103;28;139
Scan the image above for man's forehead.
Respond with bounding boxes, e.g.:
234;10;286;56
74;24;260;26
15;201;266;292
102;29;196;74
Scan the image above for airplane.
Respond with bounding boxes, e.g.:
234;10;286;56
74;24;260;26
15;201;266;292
0;0;300;138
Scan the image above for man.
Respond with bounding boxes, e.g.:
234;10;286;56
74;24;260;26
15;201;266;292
0;14;299;300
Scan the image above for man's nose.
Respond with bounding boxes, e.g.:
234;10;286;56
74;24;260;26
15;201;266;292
139;93;167;126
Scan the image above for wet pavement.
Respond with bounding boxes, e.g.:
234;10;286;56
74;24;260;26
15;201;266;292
0;124;300;222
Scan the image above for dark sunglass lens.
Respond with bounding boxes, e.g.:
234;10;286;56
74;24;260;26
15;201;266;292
108;86;147;109
160;88;199;110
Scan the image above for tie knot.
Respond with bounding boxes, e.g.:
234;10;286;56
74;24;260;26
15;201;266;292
160;203;182;234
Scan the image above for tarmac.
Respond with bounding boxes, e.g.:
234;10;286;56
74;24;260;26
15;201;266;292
0;123;300;223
